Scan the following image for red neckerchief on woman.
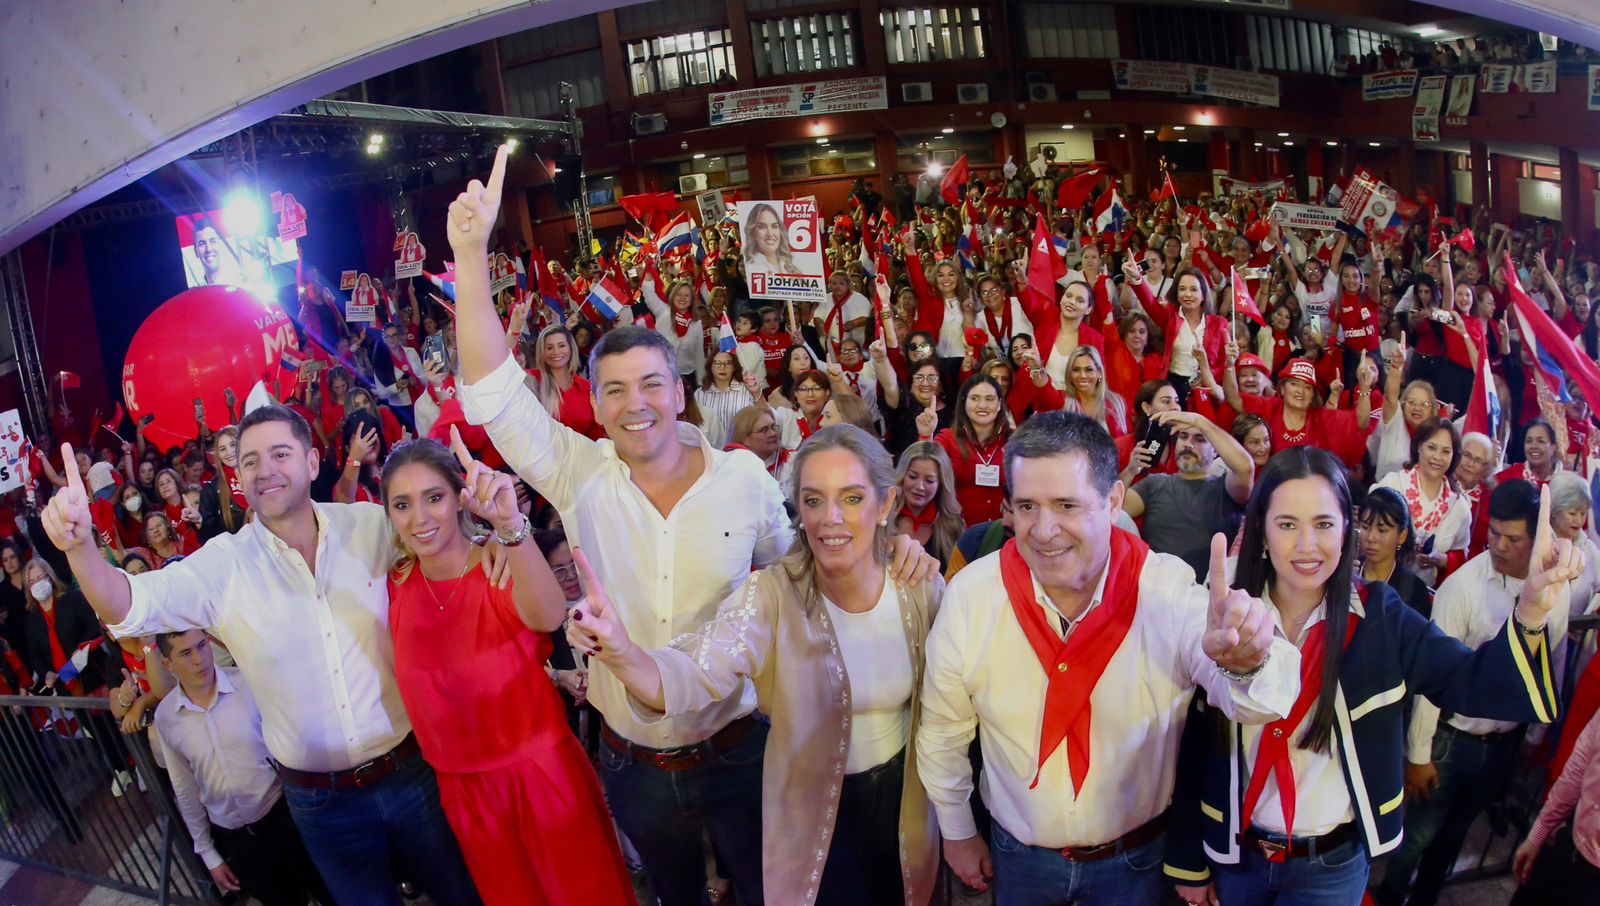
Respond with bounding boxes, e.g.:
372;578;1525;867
798;412;823;440
1403;467;1455;535
840;361;865;393
898;502;940;531
823;300;847;358
121;646;152;695
984;302;1013;349
672;308;694;338
998;529;1146;793
1241;605;1361;861
221;465;248;511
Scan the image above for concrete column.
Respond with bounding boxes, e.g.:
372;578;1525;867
1469;141;1489;213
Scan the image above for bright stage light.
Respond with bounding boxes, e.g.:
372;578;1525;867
222;192;263;236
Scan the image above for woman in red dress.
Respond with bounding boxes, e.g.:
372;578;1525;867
382;433;636;906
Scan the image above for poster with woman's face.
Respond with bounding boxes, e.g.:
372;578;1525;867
738;199;824;304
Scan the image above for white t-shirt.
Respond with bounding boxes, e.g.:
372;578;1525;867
1295;280;1338;326
823;583;912;774
817;292;871;347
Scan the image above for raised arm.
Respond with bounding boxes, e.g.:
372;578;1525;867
1160;410;1253;504
39;443;133;622
451;428;564;632
450;145;513;385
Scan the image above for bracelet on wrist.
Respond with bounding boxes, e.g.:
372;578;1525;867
1218;650;1270;683
1513;610;1547;637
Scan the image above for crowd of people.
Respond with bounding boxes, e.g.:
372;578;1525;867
1336;29;1594;76
0;138;1597;906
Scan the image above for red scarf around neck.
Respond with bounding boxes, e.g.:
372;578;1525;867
672;309;694;338
898;502;939;531
1241;606;1360;857
221;464;248;511
998;530;1146;794
984;303;1013;347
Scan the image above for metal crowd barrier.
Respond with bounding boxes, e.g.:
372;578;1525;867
0;693;218;905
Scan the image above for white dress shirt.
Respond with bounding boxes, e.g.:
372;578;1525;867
817;291;871;348
461;354;792;748
1406;551;1571;764
109;503;411;773
917;549;1300;848
936;298;967;358
1243;591;1363;837
156;668;283;870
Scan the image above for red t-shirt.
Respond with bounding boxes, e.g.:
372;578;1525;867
1335;291;1380;352
1443;317;1487;371
1240;393;1368;467
934;429;1007;526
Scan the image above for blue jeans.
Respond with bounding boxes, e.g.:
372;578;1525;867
598;719;767;906
988;821;1167;906
1373;724;1522;906
1214;834;1369;906
282;752;479;906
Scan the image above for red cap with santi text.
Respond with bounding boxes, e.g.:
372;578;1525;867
1279;358;1317;386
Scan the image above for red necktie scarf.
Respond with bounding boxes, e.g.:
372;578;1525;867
985;303;1013;348
998;530;1146;794
1240;610;1360;860
221;465;248;511
672;310;694;338
898;503;939;531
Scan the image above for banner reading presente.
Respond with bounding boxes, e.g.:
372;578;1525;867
739;199;825;304
709;78;887;126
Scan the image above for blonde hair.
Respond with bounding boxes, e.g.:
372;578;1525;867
533;325;579;417
1063;346;1126;432
23;557;68;613
893;441;964;568
780;426;898;605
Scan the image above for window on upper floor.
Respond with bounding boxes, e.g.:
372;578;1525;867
1127;5;1237;67
1246;15;1337;74
504;50;606;118
652;153;752;192
773;140;876;180
895;131;996;170
627;29;738;96
1016;3;1118;60
752;13;857;77
880;7;986;64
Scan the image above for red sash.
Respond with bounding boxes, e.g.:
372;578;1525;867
221;465;248;511
824;299;847;357
672;309;694;338
984;303;1013;348
1240;608;1361;858
998;531;1146;794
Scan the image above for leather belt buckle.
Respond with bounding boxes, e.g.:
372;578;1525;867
651;746;695;770
351;759;385;789
1060;842;1109;863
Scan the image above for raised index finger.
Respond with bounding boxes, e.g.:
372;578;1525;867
448;425;474;470
483;143;511;206
1533;483;1552;561
62;443;84;494
571;547;609;617
1208;533;1229;612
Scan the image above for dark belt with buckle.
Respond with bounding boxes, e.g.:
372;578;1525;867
273;734;420;790
1058;813;1167;863
600;715;760;773
1244;822;1358;860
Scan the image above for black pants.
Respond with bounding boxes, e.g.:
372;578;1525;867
816;748;906;906
1510;824;1600;905
213;796;333;906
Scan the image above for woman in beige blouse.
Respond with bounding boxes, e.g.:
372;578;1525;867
568;424;943;906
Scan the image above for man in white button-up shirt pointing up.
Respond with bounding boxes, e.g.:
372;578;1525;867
38;408;478;906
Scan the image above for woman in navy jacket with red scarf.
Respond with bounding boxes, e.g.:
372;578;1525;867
1165;451;1576;905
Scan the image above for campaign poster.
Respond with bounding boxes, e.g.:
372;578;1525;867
1589;65;1600;111
1412;116;1441;143
1518;60;1557;93
1413;75;1447;117
340;270;359;292
1446;75;1475;117
346;273;380;323
174;210;299;290
1479;64;1514;94
697;190;727;226
271;192;309;241
738;199;825;304
394;230;426;279
488;252;518;295
0;409;25;494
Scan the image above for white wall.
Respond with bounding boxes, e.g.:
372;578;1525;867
1518;178;1562;220
0;0;644;255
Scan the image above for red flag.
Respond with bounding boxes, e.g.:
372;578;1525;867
619;192;680;233
102;403;126;436
1026;214;1062;311
57;371;80;390
1506;254;1600;416
1057;168;1102;211
1230;267;1266;326
1452;228;1476;255
940;155;970;206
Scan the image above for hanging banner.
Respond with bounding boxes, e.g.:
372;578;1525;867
1412;116;1441;143
1517;60;1557;93
1362;70;1417;100
1413;75;1447;117
1479;64;1514;94
393;230;426;279
738;199;825;304
1110;61;1278;106
1217;176;1286;197
1446;74;1476;117
708;77;887;126
346;273;379;323
1590;65;1600;111
1189;65;1280;108
1111;60;1191;94
1267;202;1341;232
0;410;26;494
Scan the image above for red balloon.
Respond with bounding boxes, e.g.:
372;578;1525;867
121;285;302;450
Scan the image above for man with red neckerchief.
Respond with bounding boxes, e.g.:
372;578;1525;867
918;411;1301;903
